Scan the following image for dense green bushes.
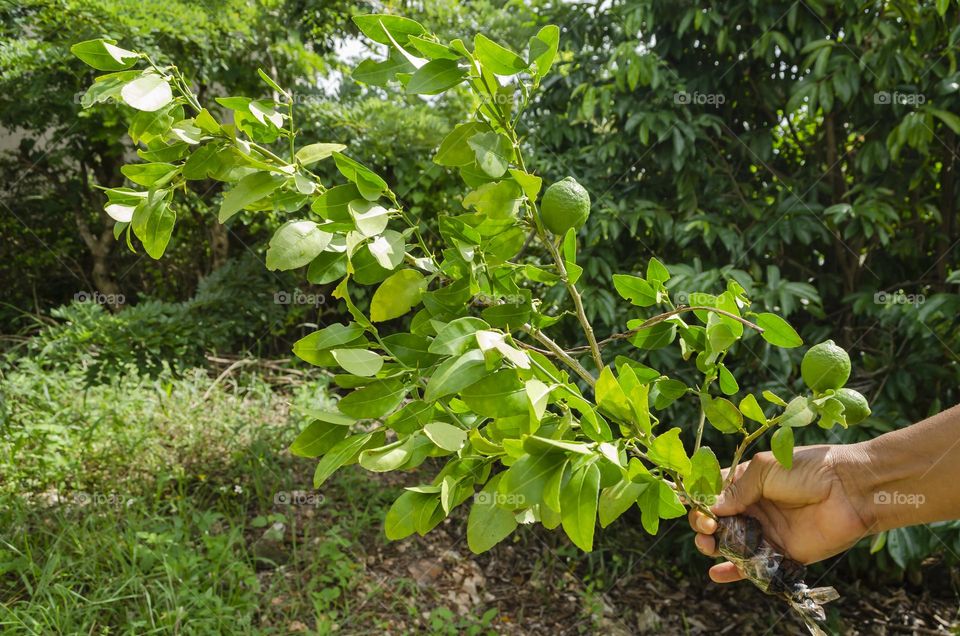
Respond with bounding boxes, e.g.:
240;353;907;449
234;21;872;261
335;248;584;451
22;256;293;379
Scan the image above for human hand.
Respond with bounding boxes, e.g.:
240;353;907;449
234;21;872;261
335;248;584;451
688;445;874;583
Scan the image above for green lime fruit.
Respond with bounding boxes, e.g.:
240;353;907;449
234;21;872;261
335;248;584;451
800;340;851;393
540;176;590;235
836;388;870;425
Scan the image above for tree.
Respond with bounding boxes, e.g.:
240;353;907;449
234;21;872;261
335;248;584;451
530;0;960;430
0;0;353;310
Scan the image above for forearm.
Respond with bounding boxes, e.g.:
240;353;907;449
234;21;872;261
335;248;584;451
846;403;960;531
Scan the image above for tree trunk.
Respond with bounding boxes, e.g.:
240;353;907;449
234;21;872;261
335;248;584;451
78;156;124;309
209;219;229;270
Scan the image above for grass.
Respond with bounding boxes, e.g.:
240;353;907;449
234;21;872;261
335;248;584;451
2;353;956;634
0;360;499;635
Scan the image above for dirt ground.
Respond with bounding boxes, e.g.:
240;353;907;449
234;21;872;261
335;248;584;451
269;468;960;636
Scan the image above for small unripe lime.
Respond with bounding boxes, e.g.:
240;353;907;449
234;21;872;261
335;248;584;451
835;388;870;425
540;176;590;235
801;340;851;393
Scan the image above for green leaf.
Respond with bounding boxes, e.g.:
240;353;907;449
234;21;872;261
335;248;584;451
219;172;285;222
296;143;346;166
434;122;489;166
717;365;739;395
371;269;426;322
508;169;543;202
290;420;349;458
685;447;723;503
352;14;425;46
637;480;686;535
771;426;795;469
120;73;173;112
367;230;405;269
312;184;362;221
780;396;816;428
647;428;692;476
331;349;383;377
332;152;388;201
266;221;332;271
138;196;175;259
707;319;736;353
653;378;687;410
423;421;467;451
313;431;380;488
596;367;634;423
359;437;414;472
121;162;177;187
528;25;560;78
382;334;439;368
627;322;676;349
755;313;803;348
474;34;528;76
560;463;600;551
598;477;649;527
762;389;788;407
428;317;489;355
462;181;523;219
406;59;466;95
300;409;355;426
612;275;657;307
293;323;364;365
352;54;415;86
467;474;517;553
499;452;563;509
338;379;407;419
460;370;528;418
306;251;347;285
738;394;767;424
408;36;460;60
423;349;488;402
385;490;428;540
702;395;744;433
467;131;514;178
646;258;670;284
929;107;960;135
385;400;434;434
71;39;138;71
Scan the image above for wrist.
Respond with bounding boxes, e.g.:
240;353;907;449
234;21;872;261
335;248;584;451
828;441;884;532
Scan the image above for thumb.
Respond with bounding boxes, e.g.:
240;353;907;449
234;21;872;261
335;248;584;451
711;459;768;517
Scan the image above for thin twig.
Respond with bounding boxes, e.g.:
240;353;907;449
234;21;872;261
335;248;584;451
566;305;764;353
522;324;596;387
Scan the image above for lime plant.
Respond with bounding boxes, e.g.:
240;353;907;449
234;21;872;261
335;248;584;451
70;16;870;557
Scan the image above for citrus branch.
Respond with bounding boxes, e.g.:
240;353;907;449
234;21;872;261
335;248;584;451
723;417;779;489
521;324;596;387
466;59;605;374
565;305;764;354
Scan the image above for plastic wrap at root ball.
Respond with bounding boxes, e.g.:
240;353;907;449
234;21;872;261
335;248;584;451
715;515;840;636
